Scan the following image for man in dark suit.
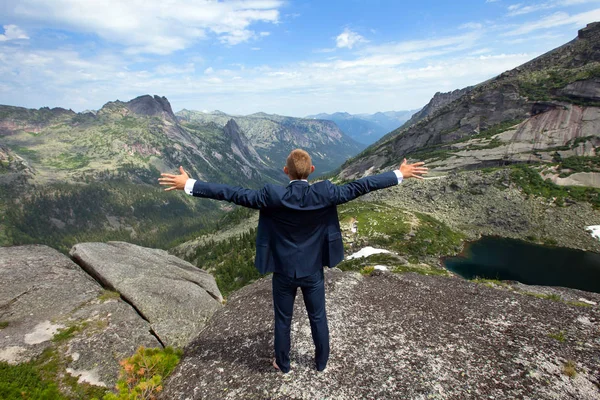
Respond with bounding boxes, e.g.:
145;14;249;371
158;149;427;373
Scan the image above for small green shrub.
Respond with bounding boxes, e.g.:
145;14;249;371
473;278;508;288
360;266;375;276
548;331;566;342
566;300;592;307
103;346;182;400
0;321;8;329
542;237;558;247
52;323;87;343
521;291;562;301
545;293;563;302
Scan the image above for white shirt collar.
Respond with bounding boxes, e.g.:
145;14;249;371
289;179;308;184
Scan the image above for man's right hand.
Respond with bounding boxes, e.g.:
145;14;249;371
158;166;190;191
399;159;428;180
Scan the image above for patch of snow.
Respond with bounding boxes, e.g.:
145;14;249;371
347;246;391;260
585;225;600;240
24;321;64;345
374;265;388;271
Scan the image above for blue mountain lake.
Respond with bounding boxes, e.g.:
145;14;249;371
443;236;600;293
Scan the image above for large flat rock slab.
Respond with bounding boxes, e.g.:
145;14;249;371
162;269;600;400
70;241;223;347
0;245;160;387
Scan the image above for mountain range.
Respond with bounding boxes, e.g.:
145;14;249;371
176;109;365;176
0;96;364;251
306;110;419;145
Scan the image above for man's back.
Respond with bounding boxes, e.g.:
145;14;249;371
256;180;343;278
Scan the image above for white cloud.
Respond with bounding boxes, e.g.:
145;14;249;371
459;22;484;29
0;2;596;116
0;24;29;41
507;0;600;16
469;48;493;55
313;47;337;53
359;32;480;59
2;0;282;53
486;0;500;3
504;8;600;35
336;28;368;49
259;31;271;37
0;29;536;116
503;31;565;44
508;2;554;16
155;63;195;75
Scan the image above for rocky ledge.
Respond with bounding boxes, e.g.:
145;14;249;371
0;242;223;388
70;241;223;348
161;269;600;399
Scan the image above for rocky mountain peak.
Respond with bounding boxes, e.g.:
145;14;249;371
579;21;600;39
223;119;263;166
125;95;176;120
225;118;247;140
424;87;473;116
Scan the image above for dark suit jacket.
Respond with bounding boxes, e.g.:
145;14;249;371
191;171;398;278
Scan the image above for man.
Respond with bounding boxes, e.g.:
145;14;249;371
158;149;427;373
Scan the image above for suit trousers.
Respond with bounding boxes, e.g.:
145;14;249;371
272;268;330;373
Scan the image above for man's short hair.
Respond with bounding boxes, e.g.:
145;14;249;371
286;149;312;180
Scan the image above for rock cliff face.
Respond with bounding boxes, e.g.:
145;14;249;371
0;242;223;388
395;86;474;134
161;269;600;399
223;119;266;179
339;23;600;179
70;242;223;348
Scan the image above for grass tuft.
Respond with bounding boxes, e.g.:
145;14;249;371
99;290;121;302
562;360;577;378
548;331;566;342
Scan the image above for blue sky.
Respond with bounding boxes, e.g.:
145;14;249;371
0;0;599;116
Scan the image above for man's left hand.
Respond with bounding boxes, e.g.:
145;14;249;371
158;166;189;191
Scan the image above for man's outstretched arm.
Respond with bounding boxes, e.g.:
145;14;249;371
330;159;427;205
158;166;268;209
